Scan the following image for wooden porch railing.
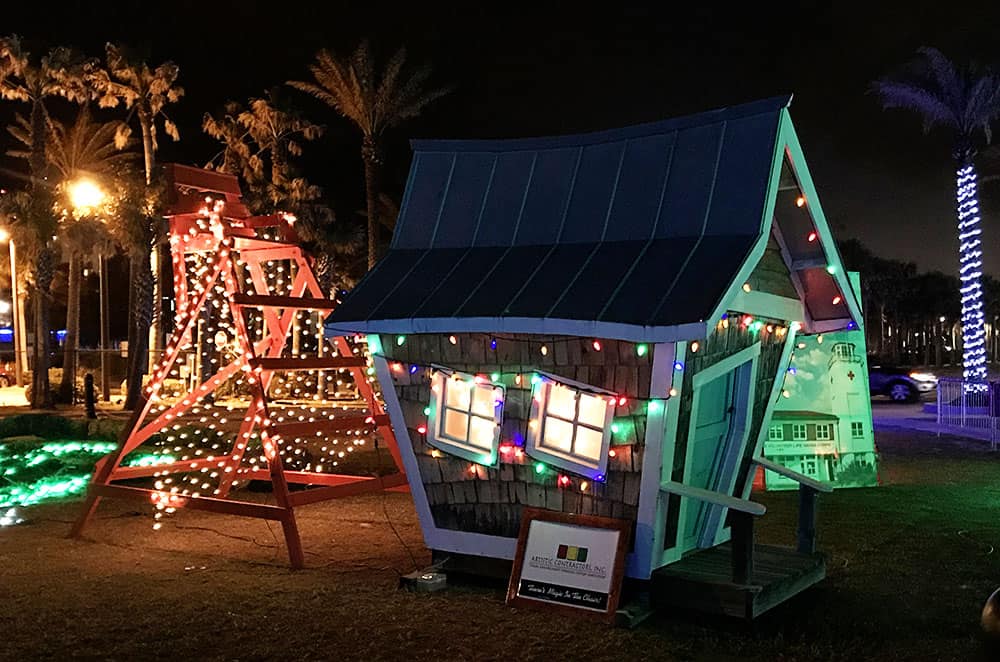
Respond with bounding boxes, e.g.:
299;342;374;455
661;458;832;584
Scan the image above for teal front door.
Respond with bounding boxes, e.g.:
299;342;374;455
681;368;737;551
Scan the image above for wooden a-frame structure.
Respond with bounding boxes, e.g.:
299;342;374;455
71;164;406;567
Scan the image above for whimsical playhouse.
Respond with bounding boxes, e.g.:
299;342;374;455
327;96;861;617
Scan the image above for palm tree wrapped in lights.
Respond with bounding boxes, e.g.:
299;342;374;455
873;47;1000;383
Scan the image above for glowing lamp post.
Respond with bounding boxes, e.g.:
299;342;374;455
67;178;106;213
67;178;110;400
0;226;25;387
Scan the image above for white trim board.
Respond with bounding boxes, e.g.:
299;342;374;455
627;341;675;579
373;352;518;560
742;324;798;499
327;317;707;345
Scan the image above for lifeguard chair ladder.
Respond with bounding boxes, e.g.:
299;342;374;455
70;164;406;567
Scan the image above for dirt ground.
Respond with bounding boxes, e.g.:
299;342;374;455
3;428;1000;661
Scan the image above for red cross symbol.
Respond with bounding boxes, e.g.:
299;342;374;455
847;370;855;381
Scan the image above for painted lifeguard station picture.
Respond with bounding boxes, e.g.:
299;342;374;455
764;283;880;492
328;96;861;618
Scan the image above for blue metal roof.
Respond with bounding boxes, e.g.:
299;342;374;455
328;96;792;341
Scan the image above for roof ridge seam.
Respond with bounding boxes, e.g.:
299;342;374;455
648;120;729;323
598;139;630;242
426;153;458;247
468;154;499;245
595;134;678;322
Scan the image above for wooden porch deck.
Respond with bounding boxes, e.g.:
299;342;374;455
651;542;825;620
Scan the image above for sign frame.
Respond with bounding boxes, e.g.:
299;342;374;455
506;508;630;622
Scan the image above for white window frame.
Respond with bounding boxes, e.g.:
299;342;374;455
427;368;505;465
851;421;864;438
526;372;615;479
792;423;807;441
815;423;832;441
768;424;783;441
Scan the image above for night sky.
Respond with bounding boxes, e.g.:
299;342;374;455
4;1;1000;276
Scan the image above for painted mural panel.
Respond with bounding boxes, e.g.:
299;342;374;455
763;274;879;490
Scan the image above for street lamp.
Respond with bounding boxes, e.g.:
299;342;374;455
67;178;106;213
0;227;24;387
67;177;111;401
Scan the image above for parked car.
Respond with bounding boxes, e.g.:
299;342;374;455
869;365;937;402
0;360;14;388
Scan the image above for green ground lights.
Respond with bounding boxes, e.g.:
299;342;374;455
0;440;173;511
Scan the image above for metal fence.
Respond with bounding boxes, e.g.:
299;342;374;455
936;377;1000;449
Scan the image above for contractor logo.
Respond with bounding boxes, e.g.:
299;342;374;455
527;544;607;579
556;544;588;562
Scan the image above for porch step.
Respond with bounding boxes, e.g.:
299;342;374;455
651;543;826;620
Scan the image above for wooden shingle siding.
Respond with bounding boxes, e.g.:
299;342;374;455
746;233;798;299
379;333;650;538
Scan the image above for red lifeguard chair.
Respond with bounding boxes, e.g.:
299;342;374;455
71;164;406;567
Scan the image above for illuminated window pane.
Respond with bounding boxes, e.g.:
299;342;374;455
527;376;613;477
428;369;504;465
543;416;574;453
471;385;497;418
547;383;577;419
445;379;471;410
469;416;496;449
443;410;469;440
574;426;603;461
577;392;607;428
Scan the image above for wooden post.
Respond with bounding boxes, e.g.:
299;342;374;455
730;511;754;584
797;484;818;554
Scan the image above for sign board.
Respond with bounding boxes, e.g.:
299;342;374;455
765;272;878;491
506;508;629;621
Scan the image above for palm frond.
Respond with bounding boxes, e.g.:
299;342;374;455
871;79;959;132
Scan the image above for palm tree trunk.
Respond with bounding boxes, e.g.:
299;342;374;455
139;108;154;186
123;249;153;410
954;156;988;381
138;107;166;376
58;254;80;403
28;97;53;409
362;137;380;270
31;247;55;408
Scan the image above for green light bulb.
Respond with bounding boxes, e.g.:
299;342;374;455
826;265;836;275
534;462;546;474
636;344;648;357
396;335;406;346
491;372;501;382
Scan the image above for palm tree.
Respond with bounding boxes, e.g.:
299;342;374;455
289;40;450;268
9;107;133;401
203;91;323;212
57;218;115;402
0;35;91;408
873;47;1000;382
89;43;183;408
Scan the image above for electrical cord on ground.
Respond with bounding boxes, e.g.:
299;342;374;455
373;439;420;571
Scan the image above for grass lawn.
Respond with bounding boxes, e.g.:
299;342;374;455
1;427;999;661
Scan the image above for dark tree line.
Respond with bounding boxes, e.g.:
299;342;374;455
839;238;1000;367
